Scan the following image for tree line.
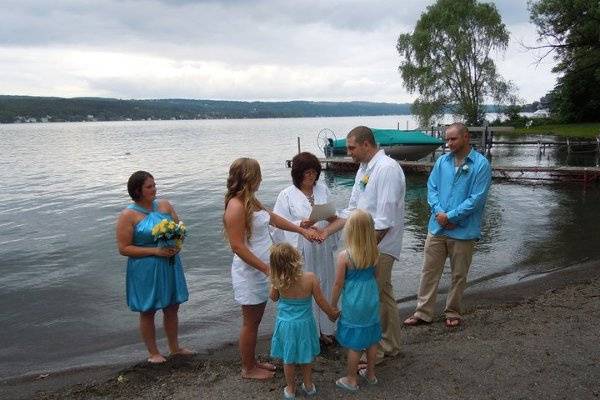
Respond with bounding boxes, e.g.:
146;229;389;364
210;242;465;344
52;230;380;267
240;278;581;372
0;96;416;123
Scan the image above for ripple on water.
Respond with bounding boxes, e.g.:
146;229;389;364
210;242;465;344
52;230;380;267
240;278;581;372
1;117;599;380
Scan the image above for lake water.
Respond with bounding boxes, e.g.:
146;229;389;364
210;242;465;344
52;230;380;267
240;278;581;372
1;115;599;380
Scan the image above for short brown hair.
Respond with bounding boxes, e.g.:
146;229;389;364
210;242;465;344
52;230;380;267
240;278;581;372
291;152;321;189
347;126;376;146
127;171;153;201
447;122;469;135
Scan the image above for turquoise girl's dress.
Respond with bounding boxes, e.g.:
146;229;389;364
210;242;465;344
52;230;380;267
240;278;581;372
270;296;320;364
125;201;189;313
336;259;382;351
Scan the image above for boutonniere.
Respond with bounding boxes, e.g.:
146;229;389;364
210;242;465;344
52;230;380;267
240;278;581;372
461;164;469;173
359;174;369;190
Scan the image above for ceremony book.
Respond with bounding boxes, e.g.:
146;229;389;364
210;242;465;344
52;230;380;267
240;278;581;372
308;202;336;222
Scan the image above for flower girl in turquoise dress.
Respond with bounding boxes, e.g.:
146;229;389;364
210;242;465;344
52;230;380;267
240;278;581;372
269;243;339;399
331;209;382;391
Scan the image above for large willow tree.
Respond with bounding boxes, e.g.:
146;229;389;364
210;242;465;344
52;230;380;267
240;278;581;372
397;0;513;126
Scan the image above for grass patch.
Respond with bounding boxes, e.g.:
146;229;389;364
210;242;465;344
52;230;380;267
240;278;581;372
514;123;600;138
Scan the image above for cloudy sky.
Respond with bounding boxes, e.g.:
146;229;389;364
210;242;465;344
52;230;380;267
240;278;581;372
0;0;556;103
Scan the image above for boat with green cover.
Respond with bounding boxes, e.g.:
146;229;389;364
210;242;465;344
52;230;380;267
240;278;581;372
325;128;444;161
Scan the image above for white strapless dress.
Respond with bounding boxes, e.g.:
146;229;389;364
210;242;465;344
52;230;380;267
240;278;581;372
231;210;272;305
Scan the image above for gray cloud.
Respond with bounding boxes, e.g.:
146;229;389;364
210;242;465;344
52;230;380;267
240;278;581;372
0;0;554;102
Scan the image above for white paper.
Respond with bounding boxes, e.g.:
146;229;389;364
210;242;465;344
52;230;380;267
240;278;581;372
308;202;336;222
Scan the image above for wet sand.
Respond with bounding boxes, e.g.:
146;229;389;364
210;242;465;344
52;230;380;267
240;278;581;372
3;261;599;400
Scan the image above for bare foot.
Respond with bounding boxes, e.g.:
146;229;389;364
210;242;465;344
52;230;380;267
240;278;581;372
170;347;194;356
256;361;276;371
241;367;275;380
147;354;167;364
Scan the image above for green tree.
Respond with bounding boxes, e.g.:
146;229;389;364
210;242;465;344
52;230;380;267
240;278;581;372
529;0;600;122
397;0;513;126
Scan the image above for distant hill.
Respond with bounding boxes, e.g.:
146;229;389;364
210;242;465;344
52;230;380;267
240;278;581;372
0;95;415;123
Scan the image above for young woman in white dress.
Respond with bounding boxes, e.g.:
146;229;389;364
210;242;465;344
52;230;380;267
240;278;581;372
273;152;340;345
223;157;319;380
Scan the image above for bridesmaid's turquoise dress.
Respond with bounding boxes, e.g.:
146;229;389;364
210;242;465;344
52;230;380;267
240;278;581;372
125;201;189;312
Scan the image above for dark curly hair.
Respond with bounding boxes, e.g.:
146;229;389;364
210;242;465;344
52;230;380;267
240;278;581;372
127;171;153;201
291;152;322;189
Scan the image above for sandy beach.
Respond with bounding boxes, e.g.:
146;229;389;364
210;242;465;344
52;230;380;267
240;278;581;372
3;260;599;400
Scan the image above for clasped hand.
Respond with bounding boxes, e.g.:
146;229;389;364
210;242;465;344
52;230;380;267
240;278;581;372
328;308;341;322
155;246;180;257
435;212;456;230
300;225;327;243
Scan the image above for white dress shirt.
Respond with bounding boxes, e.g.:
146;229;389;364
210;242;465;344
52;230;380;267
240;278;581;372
340;150;406;259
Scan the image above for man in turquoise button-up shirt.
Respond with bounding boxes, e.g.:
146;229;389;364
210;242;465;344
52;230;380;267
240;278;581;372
404;123;492;328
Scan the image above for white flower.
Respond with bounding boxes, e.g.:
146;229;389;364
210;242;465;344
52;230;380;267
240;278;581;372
461;164;469;172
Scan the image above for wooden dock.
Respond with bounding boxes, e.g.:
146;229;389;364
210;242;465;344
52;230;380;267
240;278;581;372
285;157;600;185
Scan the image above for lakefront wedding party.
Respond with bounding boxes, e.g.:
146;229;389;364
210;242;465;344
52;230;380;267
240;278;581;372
2;1;599;399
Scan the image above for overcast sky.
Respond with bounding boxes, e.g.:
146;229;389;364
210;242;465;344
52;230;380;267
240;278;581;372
0;0;556;103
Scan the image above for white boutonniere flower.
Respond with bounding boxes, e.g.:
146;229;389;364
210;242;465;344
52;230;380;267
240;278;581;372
461;164;469;173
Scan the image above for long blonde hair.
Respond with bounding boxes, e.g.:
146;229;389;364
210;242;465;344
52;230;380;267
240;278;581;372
224;158;264;240
344;209;379;269
270;243;303;290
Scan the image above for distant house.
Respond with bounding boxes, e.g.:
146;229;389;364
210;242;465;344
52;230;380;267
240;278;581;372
531;109;550;118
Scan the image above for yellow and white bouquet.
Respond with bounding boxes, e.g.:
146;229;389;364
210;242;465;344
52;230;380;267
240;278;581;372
151;219;187;249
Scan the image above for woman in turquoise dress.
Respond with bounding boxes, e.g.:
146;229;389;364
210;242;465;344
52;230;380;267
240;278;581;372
116;170;191;364
331;210;382;391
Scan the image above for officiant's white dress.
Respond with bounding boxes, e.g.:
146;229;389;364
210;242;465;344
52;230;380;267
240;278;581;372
273;182;339;336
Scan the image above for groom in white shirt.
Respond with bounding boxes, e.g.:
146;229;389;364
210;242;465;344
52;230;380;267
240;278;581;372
325;126;406;363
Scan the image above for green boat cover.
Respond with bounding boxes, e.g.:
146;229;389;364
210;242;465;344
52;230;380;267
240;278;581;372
332;129;444;149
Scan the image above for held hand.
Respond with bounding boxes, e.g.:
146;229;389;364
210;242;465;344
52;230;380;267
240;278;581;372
435;212;449;227
444;222;457;230
300;219;316;229
309;227;327;243
155;247;178;258
328;308;341;322
301;228;322;243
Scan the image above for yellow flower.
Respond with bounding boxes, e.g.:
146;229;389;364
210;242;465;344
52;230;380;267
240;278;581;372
359;174;369;190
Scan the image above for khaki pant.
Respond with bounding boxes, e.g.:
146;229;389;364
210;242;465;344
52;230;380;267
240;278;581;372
376;253;402;359
413;234;475;322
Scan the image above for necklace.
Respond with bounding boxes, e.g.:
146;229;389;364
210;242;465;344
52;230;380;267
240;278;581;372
301;188;315;206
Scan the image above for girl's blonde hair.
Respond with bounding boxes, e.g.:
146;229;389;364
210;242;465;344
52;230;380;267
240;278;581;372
344;209;379;269
270;243;303;290
224;158;264;240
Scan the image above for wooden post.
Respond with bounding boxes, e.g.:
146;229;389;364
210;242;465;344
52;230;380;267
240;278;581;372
297;137;301;154
481;123;487;153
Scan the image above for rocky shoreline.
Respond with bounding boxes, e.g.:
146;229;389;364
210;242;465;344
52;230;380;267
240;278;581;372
3;261;599;400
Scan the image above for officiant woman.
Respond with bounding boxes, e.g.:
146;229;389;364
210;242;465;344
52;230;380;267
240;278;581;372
273;152;340;344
